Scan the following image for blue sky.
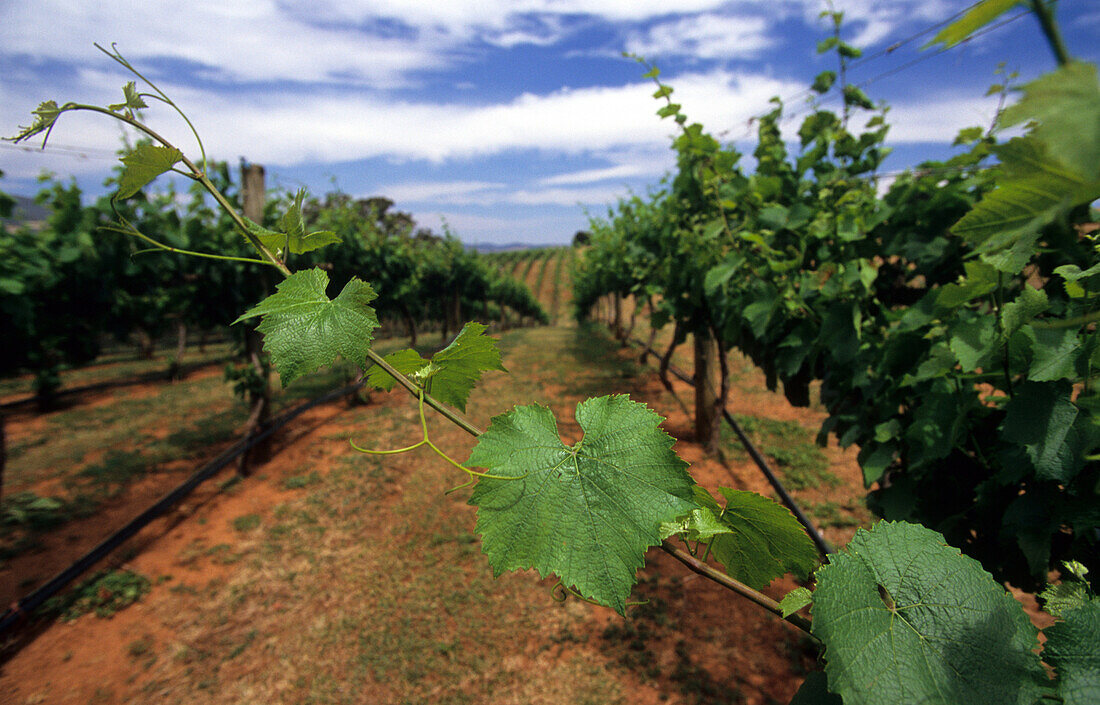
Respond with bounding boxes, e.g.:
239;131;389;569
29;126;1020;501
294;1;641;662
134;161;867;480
2;1;1099;245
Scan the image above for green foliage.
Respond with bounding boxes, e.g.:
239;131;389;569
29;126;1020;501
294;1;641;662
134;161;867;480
235;268;379;386
42;569;151;621
811;522;1048;705
367;322;505;412
1043;599;1100;705
577;23;1100;590
665;487;817;589
468;395;696;614
116;144;183;199
247;188;340;257
930;0;1023;49
1040;562;1093;617
778;587;812;618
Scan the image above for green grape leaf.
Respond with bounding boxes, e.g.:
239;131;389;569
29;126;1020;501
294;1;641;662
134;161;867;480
789;671;842;705
950;317;997;373
423;322;506;412
1025;326;1081;382
9;100;65;144
1055;263;1100;299
659;504;730;542
1000;62;1100;182
467;395;696;614
1044;599;1100;705
1042;582;1091;620
246;219;340;257
116;144;183;199
363;323;504;411
234;268;379;386
107;81;148;113
812;521;1048;705
365;348;429;392
952;138;1100;271
929;0;1022;49
698;488;818;588
1002;381;1079;481
936;261;999;309
246;190;340;255
1002;285;1048;334
779;587;813;618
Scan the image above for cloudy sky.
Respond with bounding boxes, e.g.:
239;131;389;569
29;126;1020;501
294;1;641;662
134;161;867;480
2;1;1098;245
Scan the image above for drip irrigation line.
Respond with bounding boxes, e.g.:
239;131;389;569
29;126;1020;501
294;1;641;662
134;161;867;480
629;334;835;558
0;377;367;638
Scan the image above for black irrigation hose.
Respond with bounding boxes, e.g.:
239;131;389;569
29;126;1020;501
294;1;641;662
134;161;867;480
632;336;835;557
0;378;367;638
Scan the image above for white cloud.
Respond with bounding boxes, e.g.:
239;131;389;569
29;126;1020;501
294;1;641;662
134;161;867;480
887;93;1002;143
540;163;654;186
626;15;774;60
379;180;506;205
2;68;802;170
1;0;454;88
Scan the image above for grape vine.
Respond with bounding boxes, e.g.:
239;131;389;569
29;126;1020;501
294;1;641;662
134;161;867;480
7;3;1099;703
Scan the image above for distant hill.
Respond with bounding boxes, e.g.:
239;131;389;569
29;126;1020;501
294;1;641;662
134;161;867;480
468;241;543;253
1;195;49;231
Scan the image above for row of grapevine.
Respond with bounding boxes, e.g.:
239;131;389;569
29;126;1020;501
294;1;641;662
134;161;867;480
572;3;1100;592
0;168;548;393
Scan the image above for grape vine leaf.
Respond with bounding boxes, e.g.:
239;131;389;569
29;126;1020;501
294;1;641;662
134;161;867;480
1002;381;1080;481
234;268;379;386
365;349;429;391
1040;561;1092;618
683;487;818;588
1025;326;1081;382
1002;285;1048;334
1044;599;1100;705
364;323;504;412
9;100;65;144
812;521;1048;705
107;81;148;113
929;0;1021;49
116;144;183;199
779;587;813;618
467;395;696;614
422;322;506;411
1000;62;1100;182
1042;582;1090;620
952;64;1100;269
246;189;340;255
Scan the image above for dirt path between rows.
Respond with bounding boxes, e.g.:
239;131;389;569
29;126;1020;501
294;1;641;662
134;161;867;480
1;321;852;705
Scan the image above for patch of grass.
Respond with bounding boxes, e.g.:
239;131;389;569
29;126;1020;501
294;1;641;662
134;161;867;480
806;500;866;529
729;416;839;491
282;472;321;490
232;514;261;532
76;450;150;497
206;543;244;564
128;635;154;658
40;569;151;621
226;629;257;660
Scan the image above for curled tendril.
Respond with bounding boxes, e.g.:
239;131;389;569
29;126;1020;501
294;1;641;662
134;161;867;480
551;580;648;608
352;386;526;491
